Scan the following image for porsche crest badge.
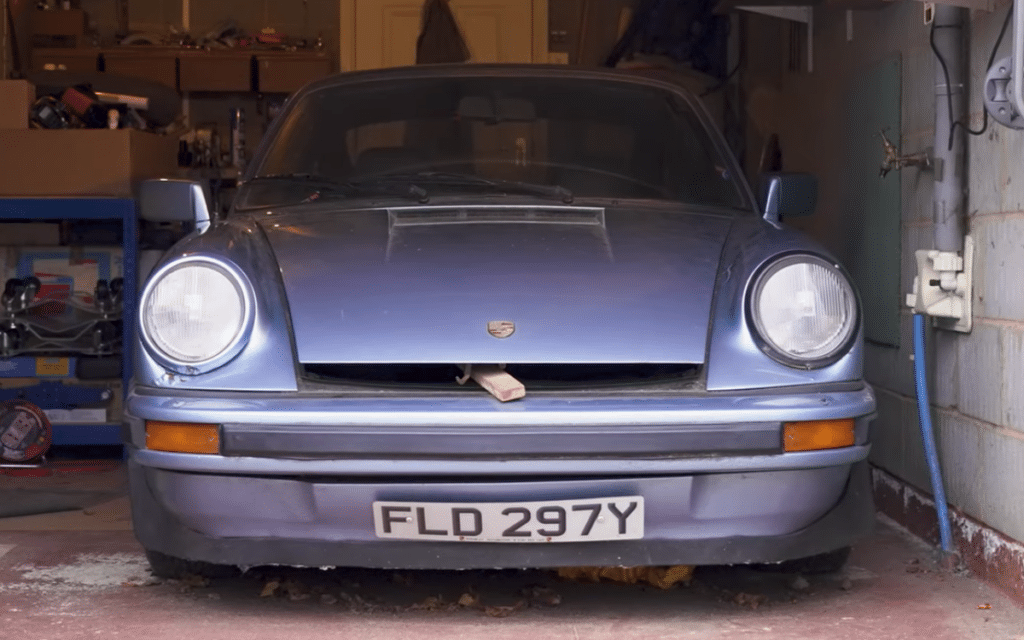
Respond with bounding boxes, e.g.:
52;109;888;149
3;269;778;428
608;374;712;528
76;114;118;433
487;321;515;339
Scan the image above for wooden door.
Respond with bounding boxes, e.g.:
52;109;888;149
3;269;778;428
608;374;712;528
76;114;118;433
341;0;547;71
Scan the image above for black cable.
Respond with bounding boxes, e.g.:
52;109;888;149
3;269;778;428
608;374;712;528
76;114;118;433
930;22;959;151
955;7;1012;137
931;6;1013;151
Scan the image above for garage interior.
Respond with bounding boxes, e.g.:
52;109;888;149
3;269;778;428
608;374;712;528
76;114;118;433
2;0;1024;636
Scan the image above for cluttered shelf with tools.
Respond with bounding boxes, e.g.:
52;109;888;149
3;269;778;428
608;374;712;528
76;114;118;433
27;7;335;94
0;8;331;464
11;5;339;201
4;0;345;211
31;48;334;94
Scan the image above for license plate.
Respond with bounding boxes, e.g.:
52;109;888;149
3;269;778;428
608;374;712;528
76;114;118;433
373;497;644;543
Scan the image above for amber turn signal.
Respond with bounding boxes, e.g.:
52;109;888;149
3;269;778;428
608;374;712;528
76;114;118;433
146;421;220;454
783;419;855;452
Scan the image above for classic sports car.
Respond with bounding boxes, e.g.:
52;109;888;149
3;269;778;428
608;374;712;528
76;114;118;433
128;64;876;578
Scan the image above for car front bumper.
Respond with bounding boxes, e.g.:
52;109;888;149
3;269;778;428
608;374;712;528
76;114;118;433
125;383;876;569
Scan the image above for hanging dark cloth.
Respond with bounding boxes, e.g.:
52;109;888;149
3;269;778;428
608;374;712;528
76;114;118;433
416;0;471;64
604;0;729;79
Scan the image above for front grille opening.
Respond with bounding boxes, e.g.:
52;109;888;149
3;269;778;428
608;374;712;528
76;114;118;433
302;363;702;390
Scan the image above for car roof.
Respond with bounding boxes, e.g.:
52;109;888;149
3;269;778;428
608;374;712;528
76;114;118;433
297;63;699;98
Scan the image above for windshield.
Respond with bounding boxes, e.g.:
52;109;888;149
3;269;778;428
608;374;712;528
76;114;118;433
237;75;748;210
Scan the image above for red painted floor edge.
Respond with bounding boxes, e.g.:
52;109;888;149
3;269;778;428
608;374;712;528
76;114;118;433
871;464;1024;606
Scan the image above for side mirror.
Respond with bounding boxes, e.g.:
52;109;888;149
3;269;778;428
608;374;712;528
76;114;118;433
759;172;818;224
138;179;212;231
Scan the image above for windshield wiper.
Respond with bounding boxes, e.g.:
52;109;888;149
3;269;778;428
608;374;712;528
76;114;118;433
362;171;574;203
247;173;429;202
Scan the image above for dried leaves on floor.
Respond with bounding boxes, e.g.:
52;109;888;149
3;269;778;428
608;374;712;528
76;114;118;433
520;585;562;607
180;574;209;588
731;592;768;609
457;592;480;607
483;602;526;618
556;565;694;590
259;580;280;597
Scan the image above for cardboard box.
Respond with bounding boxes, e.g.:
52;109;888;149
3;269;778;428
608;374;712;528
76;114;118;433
31;8;86;36
0;79;35;129
179;51;253;92
0;247;11;281
103;48;178;90
0;223;61;245
31;47;99;73
18;246;123;299
2;246;123;318
44;408;108;424
4;245;123;298
0;129;178;196
257;53;332;93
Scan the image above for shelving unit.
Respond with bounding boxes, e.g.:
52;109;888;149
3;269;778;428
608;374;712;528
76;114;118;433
31;47;334;94
0;197;135;447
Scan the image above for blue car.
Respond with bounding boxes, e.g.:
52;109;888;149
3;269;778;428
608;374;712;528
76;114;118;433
127;64;875;578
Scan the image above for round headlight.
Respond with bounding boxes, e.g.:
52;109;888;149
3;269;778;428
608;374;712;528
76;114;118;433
749;255;857;368
140;258;254;373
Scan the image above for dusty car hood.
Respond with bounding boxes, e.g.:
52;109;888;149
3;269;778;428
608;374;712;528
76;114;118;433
259;204;734;364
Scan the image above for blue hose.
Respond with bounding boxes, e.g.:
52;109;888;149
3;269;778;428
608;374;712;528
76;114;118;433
913;313;954;553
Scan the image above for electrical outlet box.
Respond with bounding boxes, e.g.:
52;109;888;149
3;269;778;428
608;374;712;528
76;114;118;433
905;235;973;332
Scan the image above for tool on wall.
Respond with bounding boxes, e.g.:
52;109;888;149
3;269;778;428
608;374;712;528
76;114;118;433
229;107;246;172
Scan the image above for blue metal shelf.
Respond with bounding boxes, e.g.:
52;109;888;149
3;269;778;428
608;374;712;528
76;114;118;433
51;423;122;446
0;197;136;447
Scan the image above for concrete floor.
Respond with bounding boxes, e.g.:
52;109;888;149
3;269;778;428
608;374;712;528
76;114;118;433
0;489;1022;640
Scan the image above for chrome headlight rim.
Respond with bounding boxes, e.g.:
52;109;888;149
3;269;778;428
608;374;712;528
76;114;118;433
746;252;859;370
139;255;256;375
